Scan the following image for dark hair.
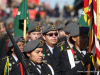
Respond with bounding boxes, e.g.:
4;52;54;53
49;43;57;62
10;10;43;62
23;51;32;59
23;52;29;59
69;37;75;45
42;33;46;35
7;46;13;56
7;49;13;56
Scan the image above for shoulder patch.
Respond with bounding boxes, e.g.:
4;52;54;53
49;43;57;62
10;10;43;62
57;41;65;47
59;35;66;39
64;48;72;51
17;63;20;66
2;56;9;60
43;62;49;65
0;34;4;39
6;37;10;42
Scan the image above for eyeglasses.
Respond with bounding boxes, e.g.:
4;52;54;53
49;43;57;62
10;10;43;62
46;33;58;37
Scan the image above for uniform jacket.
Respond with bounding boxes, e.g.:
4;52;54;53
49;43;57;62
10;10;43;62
43;43;61;75
0;34;10;58
59;46;94;75
25;59;54;75
57;36;70;51
0;55;21;75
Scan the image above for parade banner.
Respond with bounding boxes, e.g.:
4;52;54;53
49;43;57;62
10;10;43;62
14;0;31;37
90;0;100;71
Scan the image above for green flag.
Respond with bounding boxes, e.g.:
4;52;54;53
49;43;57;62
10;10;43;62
14;0;31;37
79;10;89;27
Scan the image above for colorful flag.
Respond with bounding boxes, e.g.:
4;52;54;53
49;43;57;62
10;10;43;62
79;10;89;27
84;0;89;13
91;0;100;71
83;0;92;26
14;0;31;37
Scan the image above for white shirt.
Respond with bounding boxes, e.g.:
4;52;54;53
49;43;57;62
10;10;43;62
12;54;18;62
76;48;86;56
67;40;73;48
46;44;54;54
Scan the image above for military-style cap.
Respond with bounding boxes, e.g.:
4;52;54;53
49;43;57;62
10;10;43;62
8;36;25;48
42;25;57;34
6;17;14;24
24;39;43;52
64;23;78;33
65;18;74;26
57;24;65;30
70;25;89;37
28;21;41;33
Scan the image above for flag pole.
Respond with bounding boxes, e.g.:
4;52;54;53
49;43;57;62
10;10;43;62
87;2;93;75
24;19;26;41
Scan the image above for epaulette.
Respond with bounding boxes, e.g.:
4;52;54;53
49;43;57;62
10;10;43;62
0;34;4;39
64;48;72;51
57;41;65;47
17;63;20;66
43;62;49;65
58;36;67;44
58;35;66;39
2;56;9;60
6;37;10;42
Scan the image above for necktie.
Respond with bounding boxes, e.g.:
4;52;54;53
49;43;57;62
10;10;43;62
81;52;84;57
35;65;41;74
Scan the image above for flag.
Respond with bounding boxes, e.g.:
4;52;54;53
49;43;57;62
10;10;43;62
79;10;89;27
91;0;100;71
83;0;92;26
84;0;89;13
14;0;31;37
84;0;92;13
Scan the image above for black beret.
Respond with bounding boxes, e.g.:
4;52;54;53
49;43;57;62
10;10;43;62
6;17;14;24
8;36;25;48
28;21;41;33
42;25;57;34
64;23;78;33
24;39;43;52
57;24;65;30
70;26;89;37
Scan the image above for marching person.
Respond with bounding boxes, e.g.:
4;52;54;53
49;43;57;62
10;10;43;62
64;22;78;48
59;25;94;75
42;25;61;75
24;39;54;75
0;36;25;75
57;23;78;52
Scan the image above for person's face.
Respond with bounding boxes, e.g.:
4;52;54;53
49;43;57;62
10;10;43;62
9;24;13;30
43;31;58;46
0;25;5;33
27;48;43;64
72;34;88;50
11;42;24;53
55;21;60;26
58;30;65;37
17;42;24;52
29;32;41;40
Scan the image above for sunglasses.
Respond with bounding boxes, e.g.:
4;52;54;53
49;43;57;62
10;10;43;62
46;33;58;37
